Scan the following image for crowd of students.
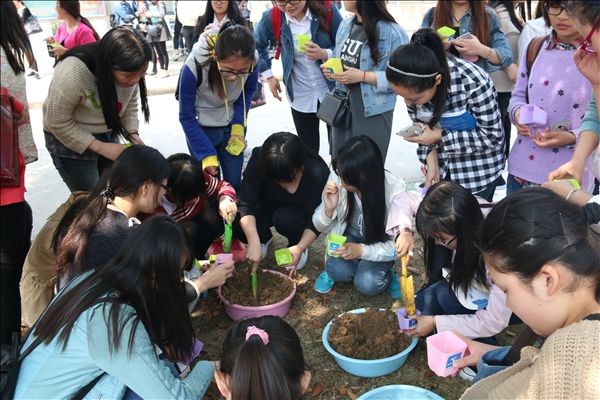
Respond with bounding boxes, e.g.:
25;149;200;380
1;0;599;399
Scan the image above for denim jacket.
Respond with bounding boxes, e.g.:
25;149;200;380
15;272;214;400
422;6;513;73
254;7;343;102
333;17;408;117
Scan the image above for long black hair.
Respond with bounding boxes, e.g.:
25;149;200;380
219;316;307;400
55;145;169;278
259;132;313;183
386;28;450;129
488;0;525;32
57;0;101;41
166;153;207;208
355;0;397;64
192;0;247;43
201;21;255;99
58;27;153;140
332;136;388;244
0;1;35;74
36;216;196;363
481;188;600;301
416;181;488;293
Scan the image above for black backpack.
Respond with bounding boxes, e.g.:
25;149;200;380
174;59;203;101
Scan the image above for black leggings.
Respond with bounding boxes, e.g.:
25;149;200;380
1;201;32;344
234;203;309;246
290;106;331;154
152;41;169;70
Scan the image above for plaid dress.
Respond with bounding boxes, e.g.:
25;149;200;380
411;57;505;193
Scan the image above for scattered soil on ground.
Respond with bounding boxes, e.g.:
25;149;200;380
328;308;412;360
221;266;294;306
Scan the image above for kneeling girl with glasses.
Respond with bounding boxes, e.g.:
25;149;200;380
178;21;259;189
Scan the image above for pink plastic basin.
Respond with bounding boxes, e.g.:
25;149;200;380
426;331;468;377
217;269;296;321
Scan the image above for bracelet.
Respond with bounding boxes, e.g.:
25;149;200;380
362;70;366;82
485;47;493;60
566;188;578;201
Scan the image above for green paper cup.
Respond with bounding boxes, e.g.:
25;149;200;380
275;248;293;266
327;234;347;257
296;34;311;52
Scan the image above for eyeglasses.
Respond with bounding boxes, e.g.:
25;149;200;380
580;26;597;54
433;235;456;248
273;0;301;7
545;2;572;17
217;62;253;77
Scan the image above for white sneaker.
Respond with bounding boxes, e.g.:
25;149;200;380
459;367;476;382
296;248;308;270
261;238;273;259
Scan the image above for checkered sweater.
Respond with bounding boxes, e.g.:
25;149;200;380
411;58;505;193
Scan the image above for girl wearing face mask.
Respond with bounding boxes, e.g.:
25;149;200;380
507;0;593;194
43;0;100;59
178;22;258;189
254;0;342;154
43;27;151;192
455;188;600;399
386;28;506;202
54;145;169;289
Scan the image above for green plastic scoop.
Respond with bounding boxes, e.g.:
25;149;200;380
251;263;258;299
223;215;233;253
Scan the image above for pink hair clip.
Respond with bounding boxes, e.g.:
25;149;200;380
245;326;269;345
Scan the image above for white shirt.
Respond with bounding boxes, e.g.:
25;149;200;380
517;18;552;63
265;9;331;113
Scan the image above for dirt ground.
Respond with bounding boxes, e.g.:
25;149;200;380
193;232;509;400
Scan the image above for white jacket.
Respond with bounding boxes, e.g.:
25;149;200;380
312;170;406;262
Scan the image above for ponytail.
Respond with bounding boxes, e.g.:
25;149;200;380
219;316;307;400
386;28;450;128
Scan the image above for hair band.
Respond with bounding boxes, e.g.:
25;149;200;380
102;183;115;200
245;326;269;345
386;62;438;78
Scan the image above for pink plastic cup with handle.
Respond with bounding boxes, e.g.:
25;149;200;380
426;331;468;377
216;253;233;265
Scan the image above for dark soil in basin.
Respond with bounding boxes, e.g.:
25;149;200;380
221;266;294;307
328;308;412;360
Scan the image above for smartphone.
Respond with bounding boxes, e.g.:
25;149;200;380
396;123;424;138
46;42;56;58
454;32;473;40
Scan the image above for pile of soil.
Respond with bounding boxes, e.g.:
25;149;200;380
221;267;294;307
328;308;412;360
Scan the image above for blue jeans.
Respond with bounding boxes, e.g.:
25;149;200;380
190;126;244;189
415;280;475;316
325;232;394;296
507;174;523;195
50;154;112;192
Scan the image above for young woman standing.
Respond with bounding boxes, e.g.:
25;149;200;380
43;27;151;192
1;0;38;346
144;0;172;78
254;0;342;154
321;0;407;159
193;0;247;44
386;28;506;201
44;0;100;59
